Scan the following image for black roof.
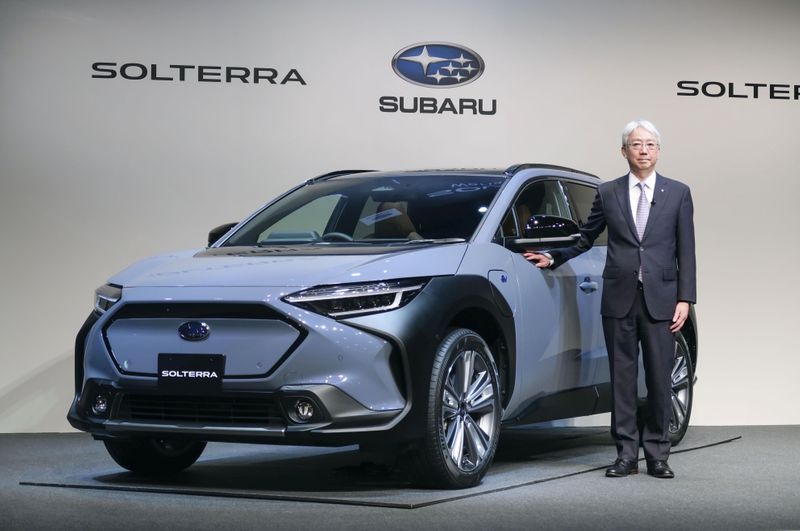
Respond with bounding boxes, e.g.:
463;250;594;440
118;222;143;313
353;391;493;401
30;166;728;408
311;164;599;182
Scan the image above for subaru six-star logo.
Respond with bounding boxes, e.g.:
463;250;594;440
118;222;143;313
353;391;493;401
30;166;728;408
178;321;210;341
392;42;484;88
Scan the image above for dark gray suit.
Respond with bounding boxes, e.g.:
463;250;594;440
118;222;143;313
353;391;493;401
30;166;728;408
551;173;696;460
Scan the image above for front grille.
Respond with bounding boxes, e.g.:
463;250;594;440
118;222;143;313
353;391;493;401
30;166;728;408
116;394;284;426
108;302;286;321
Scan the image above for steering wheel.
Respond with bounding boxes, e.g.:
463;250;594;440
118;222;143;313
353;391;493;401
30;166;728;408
321;232;354;242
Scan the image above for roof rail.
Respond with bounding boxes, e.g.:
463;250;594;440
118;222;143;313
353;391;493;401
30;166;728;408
504;163;598;179
306;169;377;183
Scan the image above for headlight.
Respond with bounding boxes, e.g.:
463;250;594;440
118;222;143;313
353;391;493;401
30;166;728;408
283;278;427;318
94;284;122;314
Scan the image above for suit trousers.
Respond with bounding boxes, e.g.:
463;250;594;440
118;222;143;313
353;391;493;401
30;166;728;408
602;286;675;461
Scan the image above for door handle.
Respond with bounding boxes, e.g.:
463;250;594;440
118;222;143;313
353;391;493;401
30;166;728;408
579;279;598;293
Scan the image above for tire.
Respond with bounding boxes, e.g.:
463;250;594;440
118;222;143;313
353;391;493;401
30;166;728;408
413;328;502;489
104;438;206;475
668;331;694;445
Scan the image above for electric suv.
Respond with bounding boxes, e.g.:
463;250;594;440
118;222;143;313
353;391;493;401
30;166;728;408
68;164;697;488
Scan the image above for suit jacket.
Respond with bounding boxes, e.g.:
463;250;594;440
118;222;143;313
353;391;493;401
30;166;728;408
551;173;696;320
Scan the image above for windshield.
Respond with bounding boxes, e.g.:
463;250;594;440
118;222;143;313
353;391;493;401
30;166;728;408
223;173;505;246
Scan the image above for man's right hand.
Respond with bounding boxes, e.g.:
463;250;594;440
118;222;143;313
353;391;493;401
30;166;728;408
523;252;553;269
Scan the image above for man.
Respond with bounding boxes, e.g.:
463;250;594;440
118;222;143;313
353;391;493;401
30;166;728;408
525;120;696;478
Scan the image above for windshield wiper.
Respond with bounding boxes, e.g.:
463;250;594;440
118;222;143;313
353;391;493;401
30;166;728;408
398;238;467;245
257;241;314;246
310;241;377;246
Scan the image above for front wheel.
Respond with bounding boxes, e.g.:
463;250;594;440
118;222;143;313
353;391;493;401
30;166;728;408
104;438;206;475
413;328;502;489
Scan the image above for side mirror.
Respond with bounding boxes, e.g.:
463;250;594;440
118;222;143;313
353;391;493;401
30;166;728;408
509;215;580;251
208;222;238;247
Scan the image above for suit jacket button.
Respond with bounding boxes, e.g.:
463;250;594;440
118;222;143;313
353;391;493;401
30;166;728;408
640;247;644;251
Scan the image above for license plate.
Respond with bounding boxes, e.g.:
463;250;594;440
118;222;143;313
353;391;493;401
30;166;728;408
158;354;225;395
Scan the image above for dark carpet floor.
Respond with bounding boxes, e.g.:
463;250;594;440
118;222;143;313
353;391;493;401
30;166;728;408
1;426;799;530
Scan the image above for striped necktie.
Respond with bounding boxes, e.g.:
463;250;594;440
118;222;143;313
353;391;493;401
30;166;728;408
635;182;650;240
635;182;650;281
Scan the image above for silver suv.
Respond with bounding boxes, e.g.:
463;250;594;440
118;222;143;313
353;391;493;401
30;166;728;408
68;165;697;488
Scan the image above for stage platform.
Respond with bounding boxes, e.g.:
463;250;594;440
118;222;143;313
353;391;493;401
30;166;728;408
2;426;799;529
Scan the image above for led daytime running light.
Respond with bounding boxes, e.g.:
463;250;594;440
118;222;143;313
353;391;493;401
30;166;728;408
284;280;426;317
94;284;122;314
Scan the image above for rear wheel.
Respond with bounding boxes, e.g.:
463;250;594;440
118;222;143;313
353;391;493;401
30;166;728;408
413;328;501;489
104;438;206;474
668;331;694;445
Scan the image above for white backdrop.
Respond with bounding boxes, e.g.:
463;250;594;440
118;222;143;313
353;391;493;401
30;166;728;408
1;0;798;432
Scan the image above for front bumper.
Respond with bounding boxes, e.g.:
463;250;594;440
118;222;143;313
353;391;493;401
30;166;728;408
68;285;410;445
68;380;400;445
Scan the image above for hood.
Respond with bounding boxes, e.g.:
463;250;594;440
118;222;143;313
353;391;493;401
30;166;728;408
108;244;468;288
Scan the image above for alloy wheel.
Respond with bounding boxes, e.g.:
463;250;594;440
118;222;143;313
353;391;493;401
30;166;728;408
669;335;692;435
441;345;498;472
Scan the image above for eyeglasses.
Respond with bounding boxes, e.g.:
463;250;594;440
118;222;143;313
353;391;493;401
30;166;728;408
626;141;659;151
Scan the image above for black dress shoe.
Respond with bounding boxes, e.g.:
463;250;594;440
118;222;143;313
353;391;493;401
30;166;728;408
605;458;639;477
646;460;675;479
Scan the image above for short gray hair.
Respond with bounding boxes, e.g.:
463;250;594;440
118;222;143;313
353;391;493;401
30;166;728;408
621;119;662;147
